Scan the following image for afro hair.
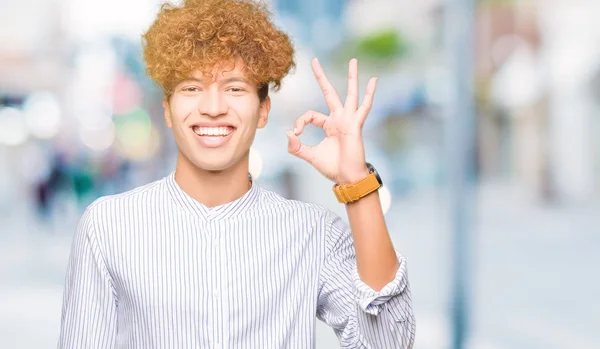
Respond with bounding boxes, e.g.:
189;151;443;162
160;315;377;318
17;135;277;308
142;0;296;97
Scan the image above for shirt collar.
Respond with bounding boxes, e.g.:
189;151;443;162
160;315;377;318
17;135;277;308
165;171;261;221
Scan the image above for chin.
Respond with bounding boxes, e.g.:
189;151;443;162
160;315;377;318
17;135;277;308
190;159;232;173
185;152;239;173
178;141;248;174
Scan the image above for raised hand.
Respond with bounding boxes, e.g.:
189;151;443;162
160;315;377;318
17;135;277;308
286;58;377;185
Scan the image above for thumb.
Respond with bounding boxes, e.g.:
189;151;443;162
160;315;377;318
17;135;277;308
286;130;314;164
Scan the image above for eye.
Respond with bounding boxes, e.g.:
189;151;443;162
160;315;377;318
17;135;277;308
227;87;245;93
182;86;201;92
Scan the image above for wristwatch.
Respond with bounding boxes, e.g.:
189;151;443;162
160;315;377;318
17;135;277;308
333;162;383;204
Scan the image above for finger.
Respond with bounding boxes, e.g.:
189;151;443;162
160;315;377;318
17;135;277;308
312;58;343;113
286;130;315;164
293;110;328;135
357;77;377;125
345;58;359;111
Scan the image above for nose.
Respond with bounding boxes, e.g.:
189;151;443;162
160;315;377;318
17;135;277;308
197;87;228;117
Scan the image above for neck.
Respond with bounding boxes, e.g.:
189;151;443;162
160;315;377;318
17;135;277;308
174;151;251;208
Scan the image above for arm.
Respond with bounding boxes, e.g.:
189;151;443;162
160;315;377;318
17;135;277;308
287;57;416;347
345;179;399;291
317;212;415;349
58;207;118;348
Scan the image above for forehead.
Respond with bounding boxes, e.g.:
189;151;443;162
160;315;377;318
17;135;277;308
189;60;253;83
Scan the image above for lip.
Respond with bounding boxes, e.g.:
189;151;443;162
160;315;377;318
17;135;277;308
191;127;236;148
190;122;237;129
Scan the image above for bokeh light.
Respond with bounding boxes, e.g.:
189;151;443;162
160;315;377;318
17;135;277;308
78;110;114;132
0;107;29;146
379;185;392;215
114;107;156;160
112;74;143;115
18;143;52;185
22;92;63;139
249;147;263;179
80;120;116;151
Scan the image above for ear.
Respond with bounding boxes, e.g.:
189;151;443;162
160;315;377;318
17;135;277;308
257;96;270;129
162;96;173;128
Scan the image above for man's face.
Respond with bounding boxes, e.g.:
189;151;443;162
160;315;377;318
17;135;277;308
163;61;270;172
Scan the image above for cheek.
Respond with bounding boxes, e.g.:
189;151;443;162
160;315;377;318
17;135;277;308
170;97;199;122
228;98;261;123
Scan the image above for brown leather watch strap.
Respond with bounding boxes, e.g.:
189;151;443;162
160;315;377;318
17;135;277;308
333;172;381;203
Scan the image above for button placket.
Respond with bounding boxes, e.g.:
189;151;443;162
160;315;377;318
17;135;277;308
207;219;220;347
220;229;229;348
198;217;210;346
210;219;224;348
197;217;215;346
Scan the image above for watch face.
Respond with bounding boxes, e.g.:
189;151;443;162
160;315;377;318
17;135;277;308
366;162;383;186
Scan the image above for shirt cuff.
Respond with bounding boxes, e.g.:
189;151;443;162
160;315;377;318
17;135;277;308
353;249;409;316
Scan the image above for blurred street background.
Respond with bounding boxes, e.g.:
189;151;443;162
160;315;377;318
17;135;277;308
1;0;599;348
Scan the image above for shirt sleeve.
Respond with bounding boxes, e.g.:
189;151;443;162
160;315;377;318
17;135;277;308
316;213;416;349
57;206;118;349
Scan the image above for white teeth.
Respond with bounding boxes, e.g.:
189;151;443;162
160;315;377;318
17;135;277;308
193;126;233;136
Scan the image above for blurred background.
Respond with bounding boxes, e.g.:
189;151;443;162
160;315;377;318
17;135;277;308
1;0;599;348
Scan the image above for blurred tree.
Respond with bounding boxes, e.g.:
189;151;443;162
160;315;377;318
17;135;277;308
333;29;410;68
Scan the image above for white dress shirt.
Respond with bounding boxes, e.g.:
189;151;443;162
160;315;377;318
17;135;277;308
58;171;415;348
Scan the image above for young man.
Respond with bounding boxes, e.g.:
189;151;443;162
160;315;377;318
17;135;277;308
58;0;416;348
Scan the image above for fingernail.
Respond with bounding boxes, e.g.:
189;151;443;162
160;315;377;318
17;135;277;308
293;127;298;134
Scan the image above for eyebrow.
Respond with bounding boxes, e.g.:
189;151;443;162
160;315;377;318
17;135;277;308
220;76;250;84
180;76;250;85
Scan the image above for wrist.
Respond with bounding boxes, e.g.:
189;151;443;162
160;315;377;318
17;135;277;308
336;166;370;186
332;166;381;204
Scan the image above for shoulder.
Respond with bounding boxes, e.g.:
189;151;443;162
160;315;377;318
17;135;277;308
83;175;167;221
257;187;351;256
257;185;341;225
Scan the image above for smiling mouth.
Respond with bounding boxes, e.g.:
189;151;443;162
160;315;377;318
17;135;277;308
192;126;235;137
191;125;236;148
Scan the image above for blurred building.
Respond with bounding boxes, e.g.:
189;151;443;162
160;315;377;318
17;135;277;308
473;0;600;203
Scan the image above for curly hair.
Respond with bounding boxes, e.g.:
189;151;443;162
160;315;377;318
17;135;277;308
142;0;295;99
